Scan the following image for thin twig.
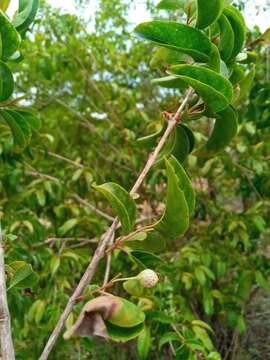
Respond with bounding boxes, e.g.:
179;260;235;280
39;88;193;360
0;223;15;360
72;194;114;222
102;232;115;286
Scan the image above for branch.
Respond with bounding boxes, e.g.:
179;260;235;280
39;87;193;360
0;224;15;360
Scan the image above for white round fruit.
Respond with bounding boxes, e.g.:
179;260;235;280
137;269;159;288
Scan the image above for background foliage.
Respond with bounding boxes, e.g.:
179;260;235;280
1;0;270;359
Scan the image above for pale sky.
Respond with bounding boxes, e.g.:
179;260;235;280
7;0;269;31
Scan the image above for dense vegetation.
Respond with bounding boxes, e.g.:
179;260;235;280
0;0;269;359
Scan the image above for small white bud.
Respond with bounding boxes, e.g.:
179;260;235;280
137;269;159;288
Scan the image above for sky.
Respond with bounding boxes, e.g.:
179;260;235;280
7;0;269;31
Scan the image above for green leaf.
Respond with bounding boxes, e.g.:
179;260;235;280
108;298;145;328
50;256;60;276
223;6;246;60
8;261;37;289
15;110;41;130
134;21;212;62
193;326;213;351
172;125;191;163
28;299;46;324
137;122;165;148
105;321;144;342
127;231;166;253
191;320;214;334
218;14;235;62
170;65;233;112
159;332;180;349
154;157;190;239
93;182;136;234
208;43;221;73
155;128;176;163
255;270;270;292
137;326;152;360
131;250;164;268
147;311;174;324
58;218;79;236
0;109;27;151
6;109;32;144
0;10;21;60
0;61;14;101
123;278;145;297
196;0;224;29
152;75;187;90
169;155;195;214
13;0;39;33
195;106;238;157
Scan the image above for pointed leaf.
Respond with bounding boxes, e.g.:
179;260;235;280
105;321;144;341
137;326;152;360
172;124;192;163
154;157;189;239
58;218;79;236
223;6;246;60
159;332;180;349
16;110;41;130
0;61;14;101
218;14;234;62
196;0;224;29
0;10;21;60
9;261;37;289
0;109;27;151
6;109;32;144
93;182;136;234
150;47;185;70
233;67;255;107
195;106;238;157
131;250;164;268
170;65;233;112
134;21;212;62
13;0;39;32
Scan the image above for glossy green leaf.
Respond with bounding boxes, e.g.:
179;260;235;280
182;124;195;153
137;122;165;148
196;0;224;29
0;10;21;60
208;43;221;72
16;110;41;130
105;321;145;342
170;64;233;113
0;109;27;151
155;128;176;163
0;61;14;101
93;182;136;234
6;109;32;144
154;157;189;239
8;261;37;289
127;230;166;252
13;0;39;32
159;332;180;349
169;155;195;214
123;278;145;297
131;250;164;268
193;326;213;351
58;218;79;236
137;326;152;360
172;125;191;163
195;106;238;157
109;297;145;327
218;14;234;62
134;21;212;62
223;6;246;60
